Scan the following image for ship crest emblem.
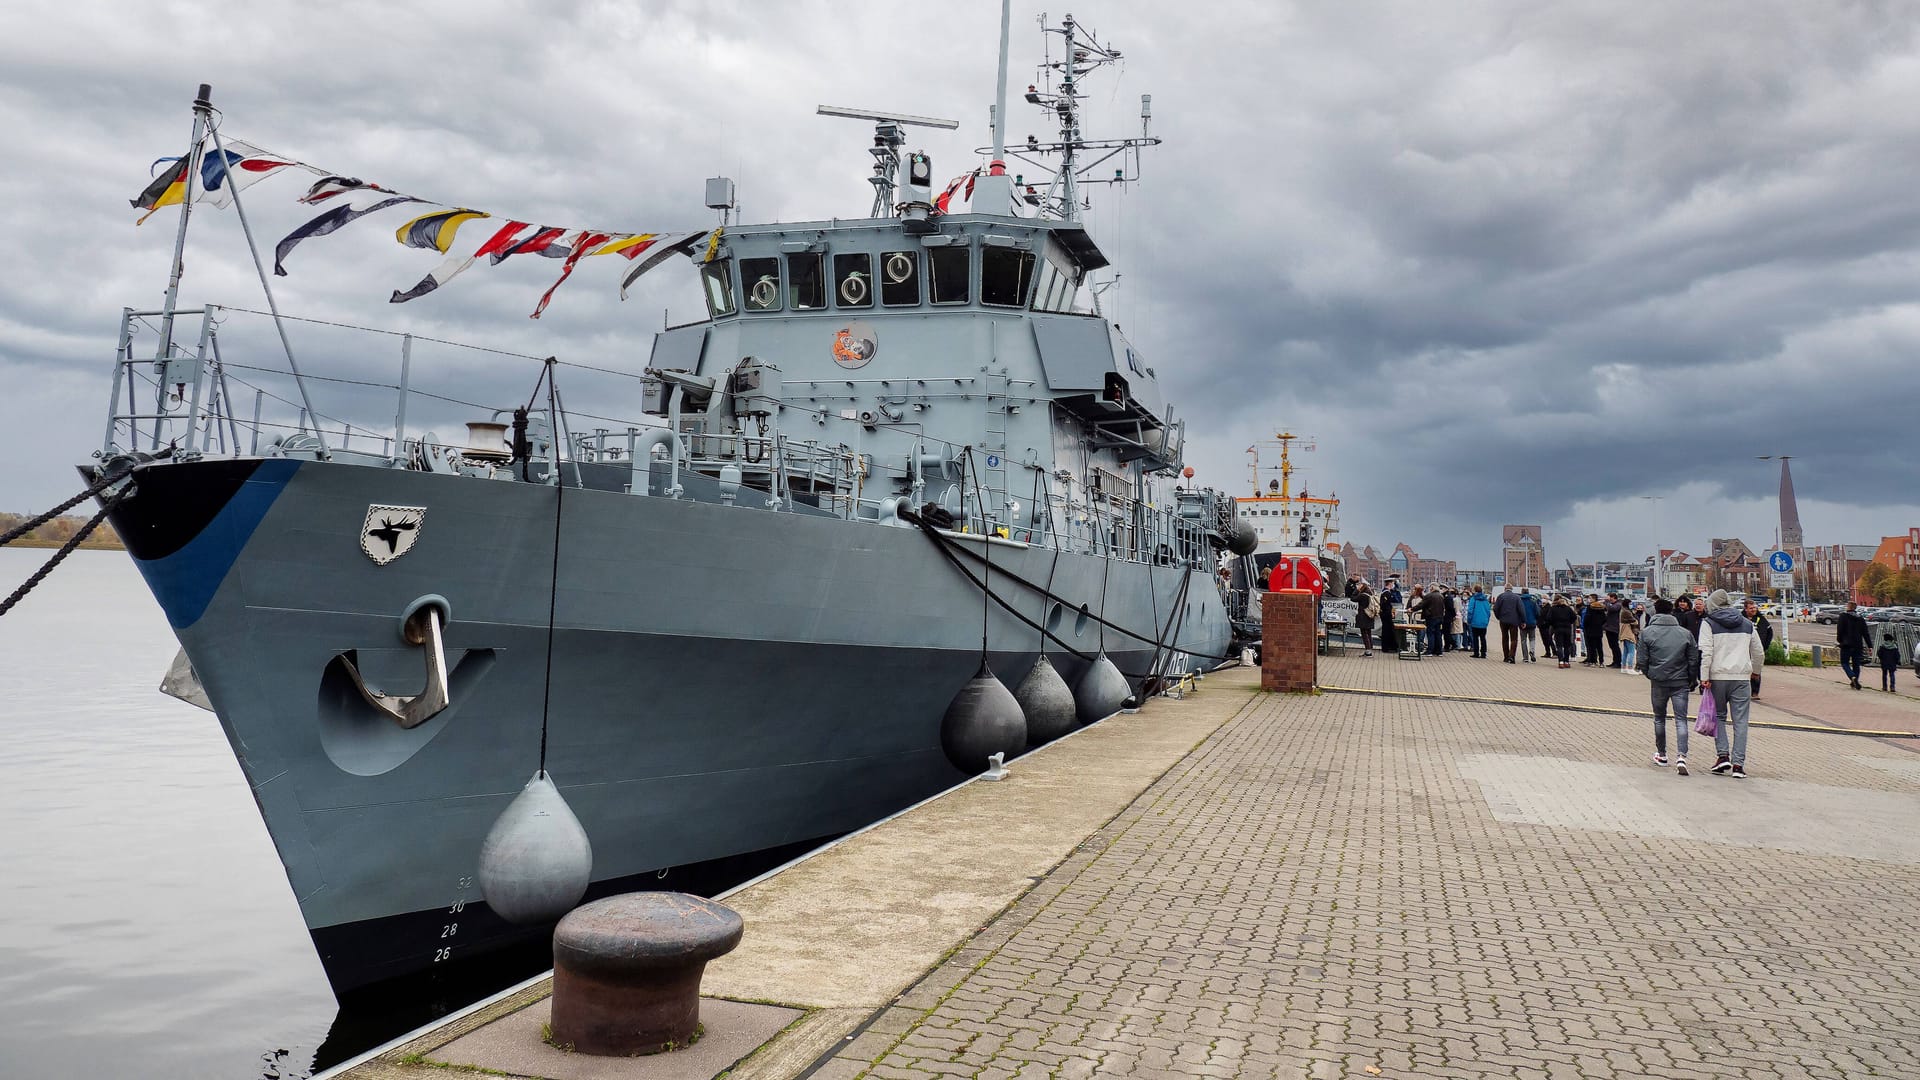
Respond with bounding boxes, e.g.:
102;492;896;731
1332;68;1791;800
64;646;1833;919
831;320;877;369
360;504;425;565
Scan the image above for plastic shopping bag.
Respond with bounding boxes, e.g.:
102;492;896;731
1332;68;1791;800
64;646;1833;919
1694;684;1718;737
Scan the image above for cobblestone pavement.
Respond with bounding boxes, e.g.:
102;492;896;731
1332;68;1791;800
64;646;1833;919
810;668;1920;1079
1319;646;1920;738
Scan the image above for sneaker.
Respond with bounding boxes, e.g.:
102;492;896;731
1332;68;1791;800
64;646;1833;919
1730;764;1747;780
1653;754;1669;767
1676;758;1689;776
1712;757;1732;775
1361;651;1373;657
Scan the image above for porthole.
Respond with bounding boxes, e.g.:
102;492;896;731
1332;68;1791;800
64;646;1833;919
1074;604;1090;638
1046;603;1064;634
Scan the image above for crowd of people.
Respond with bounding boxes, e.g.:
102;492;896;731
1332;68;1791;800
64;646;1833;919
1342;579;1785;779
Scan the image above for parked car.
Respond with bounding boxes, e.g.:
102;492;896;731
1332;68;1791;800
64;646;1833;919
1812;605;1844;624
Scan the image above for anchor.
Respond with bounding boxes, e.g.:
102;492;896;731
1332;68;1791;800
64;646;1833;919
335;603;451;729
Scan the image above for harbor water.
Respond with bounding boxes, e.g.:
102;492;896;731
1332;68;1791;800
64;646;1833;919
0;548;532;1079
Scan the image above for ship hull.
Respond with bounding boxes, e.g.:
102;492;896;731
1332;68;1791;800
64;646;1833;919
105;456;1231;993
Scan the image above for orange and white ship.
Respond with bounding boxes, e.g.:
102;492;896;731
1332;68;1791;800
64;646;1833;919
1233;432;1345;593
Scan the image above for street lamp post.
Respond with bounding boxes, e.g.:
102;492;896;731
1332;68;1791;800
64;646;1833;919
1641;496;1664;597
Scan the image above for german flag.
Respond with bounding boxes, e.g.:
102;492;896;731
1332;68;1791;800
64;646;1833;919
131;156;190;225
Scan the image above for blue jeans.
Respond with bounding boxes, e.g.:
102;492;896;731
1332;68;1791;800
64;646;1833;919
1622;641;1637;669
1651;682;1690;757
1426;619;1445;655
1710;678;1752;764
1839;646;1864;683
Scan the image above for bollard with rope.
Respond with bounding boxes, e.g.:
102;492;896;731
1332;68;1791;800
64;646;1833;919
0;454;157;618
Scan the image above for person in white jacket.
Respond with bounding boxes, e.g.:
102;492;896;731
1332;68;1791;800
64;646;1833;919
1697;589;1767;779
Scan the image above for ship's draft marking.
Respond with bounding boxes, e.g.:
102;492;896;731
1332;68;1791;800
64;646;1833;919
360;504;425;565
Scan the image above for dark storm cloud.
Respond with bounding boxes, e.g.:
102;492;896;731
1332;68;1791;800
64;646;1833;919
2;0;1917;568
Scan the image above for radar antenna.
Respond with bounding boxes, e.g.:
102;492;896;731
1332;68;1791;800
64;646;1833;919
817;105;960;218
996;12;1162;222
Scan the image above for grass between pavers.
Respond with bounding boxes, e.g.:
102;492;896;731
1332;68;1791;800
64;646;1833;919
393;1052;514;1076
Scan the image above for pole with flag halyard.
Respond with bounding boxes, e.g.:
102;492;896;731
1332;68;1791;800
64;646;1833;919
153;85;211;419
203;103;328;458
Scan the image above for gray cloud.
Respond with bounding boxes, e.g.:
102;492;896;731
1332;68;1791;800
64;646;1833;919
2;0;1917;573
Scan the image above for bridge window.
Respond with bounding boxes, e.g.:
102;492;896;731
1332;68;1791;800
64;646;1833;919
787;253;826;310
741;257;781;311
1030;248;1080;313
834;253;873;308
929;245;971;304
981;248;1035;307
880;251;919;306
700;259;735;317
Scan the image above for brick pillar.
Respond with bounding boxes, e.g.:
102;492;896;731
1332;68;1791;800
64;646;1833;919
1261;589;1317;693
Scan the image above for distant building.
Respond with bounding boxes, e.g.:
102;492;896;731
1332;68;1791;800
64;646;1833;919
1806;543;1876;602
1867;529;1920;574
1501;525;1546;590
1341;543;1389;588
1708;537;1767;595
1391;543;1458;589
1342;542;1455;589
1653;550;1709;597
1555;560;1649;596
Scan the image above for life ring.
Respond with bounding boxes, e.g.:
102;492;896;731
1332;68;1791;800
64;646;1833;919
883;252;913;284
749;276;778;309
839;272;869;305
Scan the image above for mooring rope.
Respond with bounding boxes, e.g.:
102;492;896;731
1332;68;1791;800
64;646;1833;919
924;521;1237;661
900;507;1236;677
0;454;154;550
0;486;130;618
0;454;164;619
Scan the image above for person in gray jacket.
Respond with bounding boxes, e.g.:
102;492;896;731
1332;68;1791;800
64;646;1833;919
1638;598;1700;774
1699;588;1768;779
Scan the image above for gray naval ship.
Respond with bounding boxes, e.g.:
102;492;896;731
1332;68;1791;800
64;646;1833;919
90;11;1251;994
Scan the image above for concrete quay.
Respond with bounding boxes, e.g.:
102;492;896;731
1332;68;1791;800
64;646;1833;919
335;651;1920;1080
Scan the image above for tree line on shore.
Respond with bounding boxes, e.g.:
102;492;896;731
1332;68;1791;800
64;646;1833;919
0;513;124;550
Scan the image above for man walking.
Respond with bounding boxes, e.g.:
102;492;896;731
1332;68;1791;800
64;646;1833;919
1639;598;1699;774
1493;585;1524;664
1835;600;1870;690
1699;589;1766;779
1519;588;1541;662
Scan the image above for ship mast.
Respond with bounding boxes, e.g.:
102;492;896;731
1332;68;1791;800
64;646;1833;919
1274;432;1296;500
1005;12;1161;222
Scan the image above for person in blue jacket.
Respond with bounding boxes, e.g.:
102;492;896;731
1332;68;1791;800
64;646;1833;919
1519;588;1542;663
1466;585;1494;659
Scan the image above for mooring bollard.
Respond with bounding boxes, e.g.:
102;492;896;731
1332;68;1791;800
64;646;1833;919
1261;588;1318;693
549;892;744;1056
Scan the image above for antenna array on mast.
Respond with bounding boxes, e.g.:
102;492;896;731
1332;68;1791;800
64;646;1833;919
995;12;1162;222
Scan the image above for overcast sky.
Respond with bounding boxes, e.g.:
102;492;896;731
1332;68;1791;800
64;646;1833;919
3;0;1917;568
